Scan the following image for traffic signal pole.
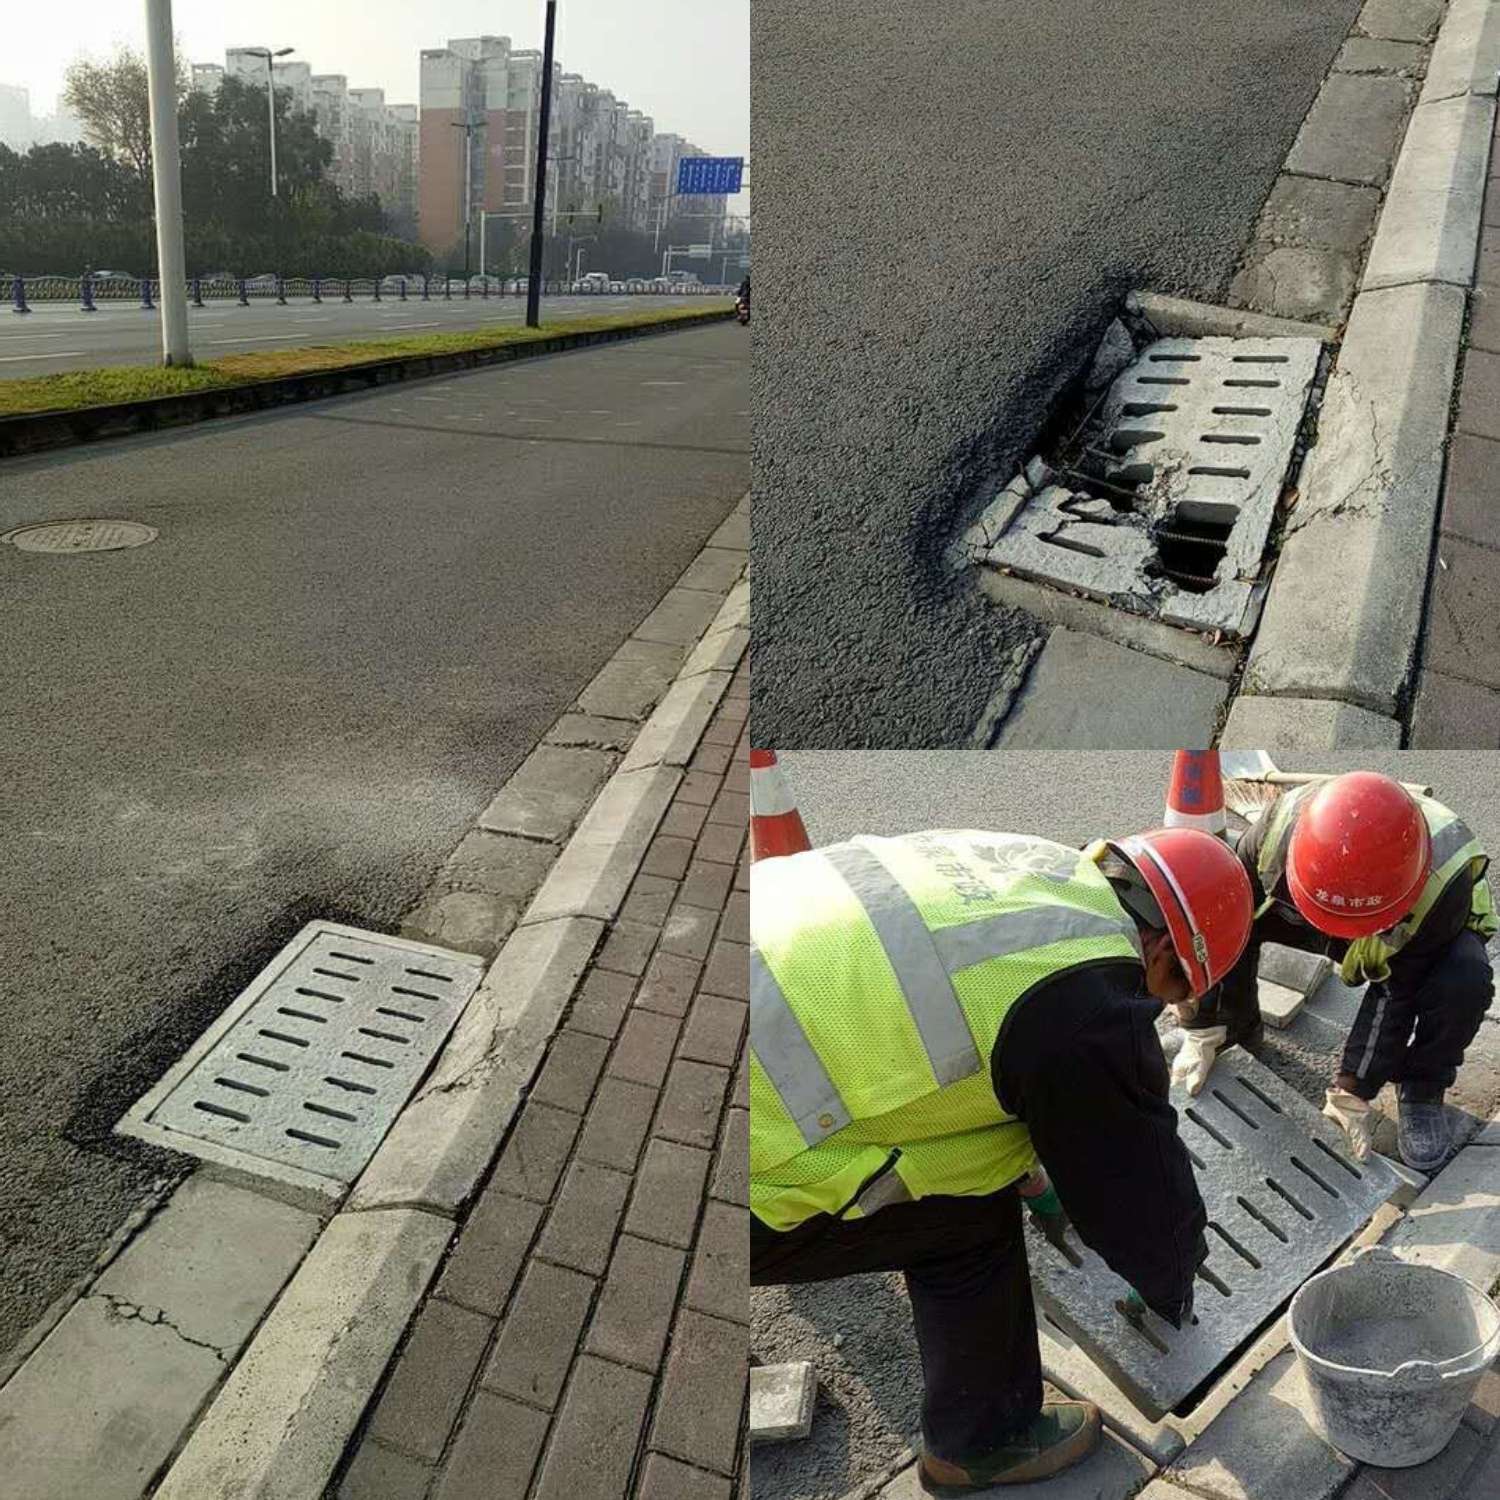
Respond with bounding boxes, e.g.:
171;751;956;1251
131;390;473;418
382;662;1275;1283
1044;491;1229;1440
525;0;558;329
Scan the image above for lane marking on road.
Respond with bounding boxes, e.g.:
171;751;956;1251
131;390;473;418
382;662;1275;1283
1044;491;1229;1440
0;333;69;341
642;380;684;387
0;350;85;362
205;335;290;345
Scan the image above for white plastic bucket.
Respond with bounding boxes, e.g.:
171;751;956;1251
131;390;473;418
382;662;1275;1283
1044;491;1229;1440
1288;1245;1500;1467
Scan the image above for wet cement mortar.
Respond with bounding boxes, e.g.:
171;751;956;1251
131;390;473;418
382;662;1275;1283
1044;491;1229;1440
751;0;1366;747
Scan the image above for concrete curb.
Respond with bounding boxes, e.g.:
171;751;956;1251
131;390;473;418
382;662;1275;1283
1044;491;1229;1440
1420;0;1500;103
0;307;733;460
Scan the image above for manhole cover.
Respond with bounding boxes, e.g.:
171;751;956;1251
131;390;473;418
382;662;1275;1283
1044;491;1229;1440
4;519;158;554
117;922;484;1201
966;336;1321;635
1025;1049;1400;1419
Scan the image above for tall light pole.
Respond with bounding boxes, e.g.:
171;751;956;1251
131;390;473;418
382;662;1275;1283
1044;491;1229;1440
451;116;486;280
243;46;294;196
525;0;558;329
143;0;190;365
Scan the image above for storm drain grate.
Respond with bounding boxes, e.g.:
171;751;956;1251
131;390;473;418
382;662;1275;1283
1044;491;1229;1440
969;336;1321;635
1024;1049;1400;1419
117;922;483;1199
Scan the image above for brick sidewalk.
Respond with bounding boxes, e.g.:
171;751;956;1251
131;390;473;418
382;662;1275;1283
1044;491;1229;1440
1409;105;1500;744
334;665;749;1500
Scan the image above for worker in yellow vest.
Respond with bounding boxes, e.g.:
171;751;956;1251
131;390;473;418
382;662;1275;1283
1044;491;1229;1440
1174;772;1495;1173
750;826;1253;1495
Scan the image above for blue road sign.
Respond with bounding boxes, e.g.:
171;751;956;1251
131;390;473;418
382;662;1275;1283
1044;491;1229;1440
676;156;744;196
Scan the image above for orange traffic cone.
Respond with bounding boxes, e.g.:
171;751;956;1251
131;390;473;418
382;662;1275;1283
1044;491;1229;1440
1163;750;1227;837
750;749;811;861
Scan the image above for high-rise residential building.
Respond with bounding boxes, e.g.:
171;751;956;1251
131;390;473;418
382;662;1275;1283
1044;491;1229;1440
0;84;31;150
190;64;224;97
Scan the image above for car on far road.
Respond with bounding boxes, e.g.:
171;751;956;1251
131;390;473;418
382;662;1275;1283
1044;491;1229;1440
608;280;625;293
626;278;649;292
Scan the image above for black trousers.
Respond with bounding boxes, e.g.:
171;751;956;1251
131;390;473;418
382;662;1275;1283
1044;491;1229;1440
750;1187;1042;1464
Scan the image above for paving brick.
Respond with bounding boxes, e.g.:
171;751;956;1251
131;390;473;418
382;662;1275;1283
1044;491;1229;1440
702;940;749;1001
695;821;746;867
701;717;741;747
432;1390;550;1500
711;1109;749;1206
369;1297;494;1461
1422;535;1500;691
482;1260;595;1411
733;1053;748;1108
685;1200;748;1324
707;789;750;827
680;859;735;911
690;740;733;776
585;1234;687;1372
608;1008;682;1088
720;890;749;945
656;1059;731;1149
568;965;638;1035
533;1356;654;1500
1342;1421;1484;1496
659;900;719;961
643;834;695;881
627;1139;713;1247
621;872;678;927
1460;350;1500;444
635;950;704;1018
535;1161;632;1276
1470;286;1500;353
1463;1367;1500;1436
659;799;710;841
680;994;747;1068
1461;1434;1500;1499
676;770;722;805
593;923;658;981
1409;668;1500;749
721;760;748;793
650;1310;747;1475
1441;434;1500;551
749;1362;818;1443
576;1077;659;1172
338;1437;434;1500
488;1101;581;1204
638;1453;733;1500
532;1029;611;1113
437;1191;543;1316
735;854;750;892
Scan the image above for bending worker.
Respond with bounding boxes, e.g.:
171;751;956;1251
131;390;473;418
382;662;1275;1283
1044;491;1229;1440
750;825;1253;1494
1174;772;1495;1173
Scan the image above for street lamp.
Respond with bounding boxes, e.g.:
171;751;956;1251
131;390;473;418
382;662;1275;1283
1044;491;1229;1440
242;46;294;196
451;117;487;280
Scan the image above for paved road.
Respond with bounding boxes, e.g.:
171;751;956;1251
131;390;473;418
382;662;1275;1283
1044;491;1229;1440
0;293;724;378
0;323;747;1365
752;0;1364;746
754;751;1500;1499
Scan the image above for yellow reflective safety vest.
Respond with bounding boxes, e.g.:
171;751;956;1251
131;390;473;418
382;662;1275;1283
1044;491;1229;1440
750;830;1144;1232
1256;788;1495;985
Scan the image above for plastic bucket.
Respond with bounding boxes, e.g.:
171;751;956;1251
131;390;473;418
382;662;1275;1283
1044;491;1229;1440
1288;1245;1500;1467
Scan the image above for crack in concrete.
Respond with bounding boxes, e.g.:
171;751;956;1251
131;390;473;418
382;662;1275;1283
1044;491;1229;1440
1282;375;1396;538
91;1292;231;1363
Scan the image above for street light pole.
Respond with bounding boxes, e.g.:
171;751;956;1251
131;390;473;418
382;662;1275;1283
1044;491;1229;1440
525;0;558;329
451;117;485;281
244;46;294;197
143;0;190;365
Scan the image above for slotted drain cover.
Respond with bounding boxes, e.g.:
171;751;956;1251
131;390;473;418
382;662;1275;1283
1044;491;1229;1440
1025;1049;1400;1419
118;923;483;1199
972;336;1321;635
4;519;157;553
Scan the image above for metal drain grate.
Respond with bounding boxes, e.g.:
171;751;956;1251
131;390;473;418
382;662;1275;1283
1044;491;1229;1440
1024;1049;1400;1419
117;922;483;1201
976;336;1321;635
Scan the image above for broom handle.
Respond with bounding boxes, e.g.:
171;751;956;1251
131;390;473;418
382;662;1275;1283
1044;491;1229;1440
1264;772;1433;797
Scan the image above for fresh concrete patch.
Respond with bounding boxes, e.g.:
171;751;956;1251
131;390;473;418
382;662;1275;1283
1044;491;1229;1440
152;1207;452;1500
1245;280;1466;714
0;1177;318;1500
750;1361;818;1443
1362;94;1495;289
1286;73;1413;187
995;630;1227;749
1220;695;1403;748
1358;0;1444;45
1420;0;1500;103
476;744;617;844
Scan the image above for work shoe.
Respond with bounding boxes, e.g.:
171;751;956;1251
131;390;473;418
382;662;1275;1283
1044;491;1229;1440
918;1401;1102;1494
1396;1086;1452;1173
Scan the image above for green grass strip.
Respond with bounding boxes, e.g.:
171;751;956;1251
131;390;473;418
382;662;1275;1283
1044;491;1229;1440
0;305;731;418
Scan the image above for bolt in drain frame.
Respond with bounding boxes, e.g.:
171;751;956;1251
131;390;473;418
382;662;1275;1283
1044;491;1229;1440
1023;1049;1400;1419
116;922;485;1208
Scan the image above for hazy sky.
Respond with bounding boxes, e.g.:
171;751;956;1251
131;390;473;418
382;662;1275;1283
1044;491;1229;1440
10;0;748;195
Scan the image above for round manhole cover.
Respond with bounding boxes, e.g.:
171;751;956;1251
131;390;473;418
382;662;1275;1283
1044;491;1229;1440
4;519;158;554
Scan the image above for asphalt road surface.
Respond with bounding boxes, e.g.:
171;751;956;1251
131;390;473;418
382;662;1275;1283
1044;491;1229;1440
0;322;747;1365
754;752;1500;1499
752;0;1365;746
0;293;722;378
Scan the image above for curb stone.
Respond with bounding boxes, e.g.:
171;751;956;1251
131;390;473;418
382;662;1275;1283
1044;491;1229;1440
1220;695;1403;747
1420;0;1500;102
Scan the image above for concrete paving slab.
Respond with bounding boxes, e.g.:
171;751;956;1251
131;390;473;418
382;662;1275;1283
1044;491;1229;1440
1384;1144;1500;1293
1409;668;1500;747
1363;95;1495;289
1245;281;1467;715
1459;347;1500;442
633;586;728;648
1439;433;1500;550
1423;532;1500;692
1286;73;1412;187
1125;291;1339;342
1259;979;1306;1028
675;546;746;595
1254;176;1385;255
1358;0;1444;44
153;1209;452;1500
995;630;1227;750
477;745;617;844
750;1361;817;1443
873;1428;1153;1498
1335;37;1427;73
577;649;680;723
1259;945;1334;999
1230;246;1359;323
1420;0;1500;102
1220;695;1402;748
622;670;734;772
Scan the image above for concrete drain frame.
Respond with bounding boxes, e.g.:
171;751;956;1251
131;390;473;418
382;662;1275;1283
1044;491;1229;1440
1023;1048;1401;1421
958;294;1334;641
116;921;485;1211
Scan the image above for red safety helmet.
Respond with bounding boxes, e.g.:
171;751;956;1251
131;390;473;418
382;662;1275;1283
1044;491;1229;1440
1109;827;1253;997
1285;773;1430;939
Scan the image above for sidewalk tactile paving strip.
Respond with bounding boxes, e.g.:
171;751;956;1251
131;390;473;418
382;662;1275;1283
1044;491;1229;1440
123;923;483;1186
1025;1049;1401;1419
984;336;1321;634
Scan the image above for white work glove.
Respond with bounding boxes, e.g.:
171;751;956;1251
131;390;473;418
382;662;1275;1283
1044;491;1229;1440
1323;1088;1375;1162
1171;1026;1227;1096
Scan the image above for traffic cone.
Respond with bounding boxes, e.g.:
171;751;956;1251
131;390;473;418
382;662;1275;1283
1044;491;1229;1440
750;750;811;861
1163;751;1227;837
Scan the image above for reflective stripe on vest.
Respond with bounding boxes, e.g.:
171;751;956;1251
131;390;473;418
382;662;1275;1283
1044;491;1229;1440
750;947;850;1146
